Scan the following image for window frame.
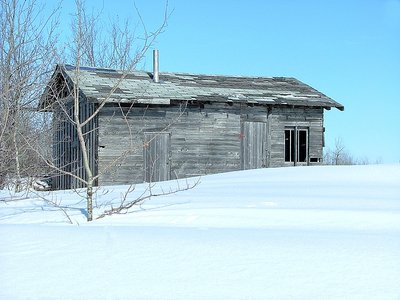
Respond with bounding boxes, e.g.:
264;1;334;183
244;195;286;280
284;127;309;165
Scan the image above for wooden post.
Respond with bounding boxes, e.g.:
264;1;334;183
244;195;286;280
294;126;298;166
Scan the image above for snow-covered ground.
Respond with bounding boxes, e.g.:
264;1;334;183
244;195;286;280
1;165;399;299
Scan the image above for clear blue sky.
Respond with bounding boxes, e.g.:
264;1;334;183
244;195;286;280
56;0;400;163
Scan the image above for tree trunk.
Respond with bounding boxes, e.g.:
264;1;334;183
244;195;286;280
87;179;93;221
13;129;22;192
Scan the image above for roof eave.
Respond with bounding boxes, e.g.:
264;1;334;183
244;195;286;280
38;64;65;111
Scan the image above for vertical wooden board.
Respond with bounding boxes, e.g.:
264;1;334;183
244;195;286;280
144;132;171;182
241;121;267;170
53;110;60;189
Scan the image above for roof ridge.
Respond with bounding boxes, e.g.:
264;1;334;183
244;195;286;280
60;64;295;80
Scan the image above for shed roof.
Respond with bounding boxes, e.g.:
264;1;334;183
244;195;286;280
41;64;344;110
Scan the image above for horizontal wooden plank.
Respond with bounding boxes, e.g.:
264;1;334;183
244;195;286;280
95;104;325;185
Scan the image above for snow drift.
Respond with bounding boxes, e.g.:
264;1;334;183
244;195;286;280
1;165;399;299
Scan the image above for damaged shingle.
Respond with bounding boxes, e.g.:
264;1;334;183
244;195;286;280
41;64;344;111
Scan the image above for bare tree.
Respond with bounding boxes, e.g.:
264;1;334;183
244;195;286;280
69;0;168;70
0;0;60;190
324;138;355;165
38;0;171;221
1;0;194;223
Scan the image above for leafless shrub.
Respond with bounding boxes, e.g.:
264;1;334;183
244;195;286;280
0;0;60;190
324;138;381;165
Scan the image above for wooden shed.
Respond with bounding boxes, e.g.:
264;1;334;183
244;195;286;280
40;62;343;190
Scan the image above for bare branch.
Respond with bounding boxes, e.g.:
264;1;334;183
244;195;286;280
96;177;200;220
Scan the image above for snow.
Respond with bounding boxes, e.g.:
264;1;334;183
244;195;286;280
1;164;400;299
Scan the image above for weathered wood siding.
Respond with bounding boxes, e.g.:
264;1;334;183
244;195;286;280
97;103;243;185
96;103;325;186
52;101;324;188
144;132;171;182
241;121;268;169
52;100;72;190
52;96;98;189
268;107;324;167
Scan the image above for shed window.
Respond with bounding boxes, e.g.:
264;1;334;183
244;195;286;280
284;128;308;163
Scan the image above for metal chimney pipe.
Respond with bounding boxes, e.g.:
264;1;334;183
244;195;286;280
153;49;159;83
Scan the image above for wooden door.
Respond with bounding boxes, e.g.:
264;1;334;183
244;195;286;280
241;121;267;170
144;132;171;182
